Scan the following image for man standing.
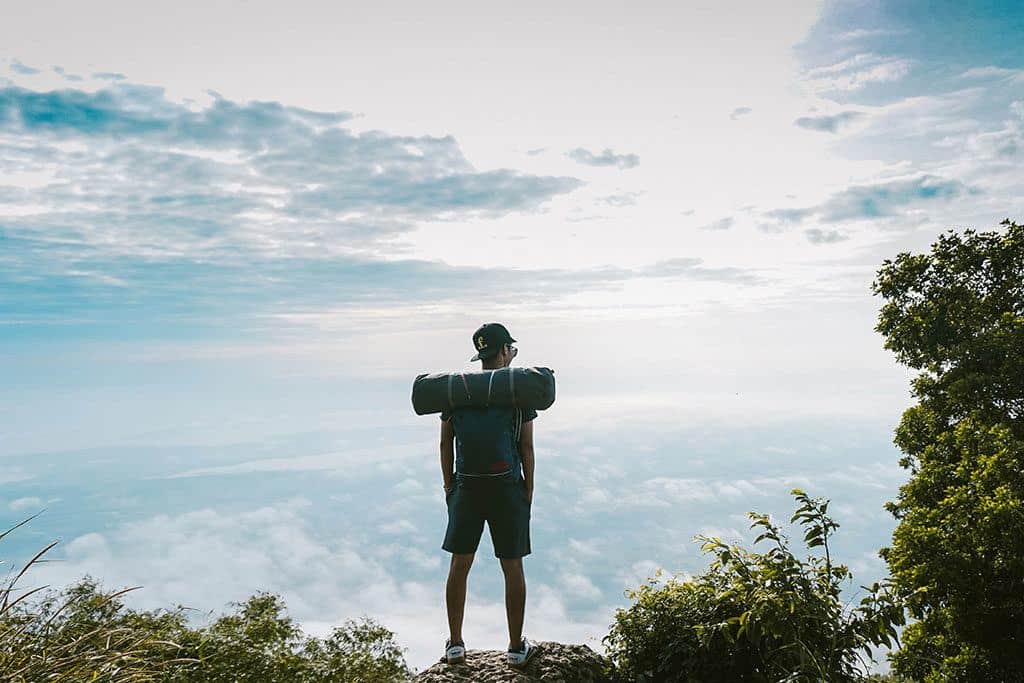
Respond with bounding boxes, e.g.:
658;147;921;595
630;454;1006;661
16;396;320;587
440;322;538;668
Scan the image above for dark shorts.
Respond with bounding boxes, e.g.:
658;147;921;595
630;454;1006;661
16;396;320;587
443;469;531;559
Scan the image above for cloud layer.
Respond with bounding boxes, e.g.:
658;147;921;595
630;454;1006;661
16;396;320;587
794;111;863;132
0;83;581;262
566;147;640;169
0;80;773;334
14;416;904;672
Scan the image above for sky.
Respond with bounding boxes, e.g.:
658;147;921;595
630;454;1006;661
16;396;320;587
1;0;1023;673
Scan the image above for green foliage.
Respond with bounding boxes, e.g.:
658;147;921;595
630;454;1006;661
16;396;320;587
872;219;1024;681
1;515;182;682
603;490;903;682
1;518;412;682
872;219;1024;442
162;592;412;682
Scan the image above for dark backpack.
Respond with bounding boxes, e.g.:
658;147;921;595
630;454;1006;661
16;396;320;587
450;406;523;476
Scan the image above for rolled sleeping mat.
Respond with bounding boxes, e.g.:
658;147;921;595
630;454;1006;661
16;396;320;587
411;366;556;415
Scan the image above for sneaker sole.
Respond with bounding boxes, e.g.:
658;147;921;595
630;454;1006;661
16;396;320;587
507;644;539;669
446;654;466;665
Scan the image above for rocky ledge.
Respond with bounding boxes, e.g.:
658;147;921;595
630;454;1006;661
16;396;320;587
415;640;615;682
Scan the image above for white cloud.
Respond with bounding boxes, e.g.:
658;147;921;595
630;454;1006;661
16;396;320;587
699;216;735;231
392;478;425;495
567;538;601;558
958;66;1024;81
698;526;747;542
823;462;905;490
579;486;612;506
643;477;717;502
762;446;796;455
0;82;582;269
716;481;759;499
616;560;678;592
836;28;909;42
165;446;423;478
0;471;34;486
804;53;913;92
626;476;761;507
7;496;42;511
379;519;418;535
566;147;640;169
561;571;603;600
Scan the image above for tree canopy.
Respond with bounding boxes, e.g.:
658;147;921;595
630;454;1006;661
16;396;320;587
872;219;1024;681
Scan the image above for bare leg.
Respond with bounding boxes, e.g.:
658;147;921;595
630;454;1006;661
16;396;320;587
500;557;526;649
446;553;474;643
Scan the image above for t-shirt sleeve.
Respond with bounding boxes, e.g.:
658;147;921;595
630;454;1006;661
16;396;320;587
522;407;538;423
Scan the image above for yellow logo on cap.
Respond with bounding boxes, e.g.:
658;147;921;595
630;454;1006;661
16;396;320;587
476;335;487;350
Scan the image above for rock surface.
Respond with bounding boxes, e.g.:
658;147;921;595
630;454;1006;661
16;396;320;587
414;641;615;682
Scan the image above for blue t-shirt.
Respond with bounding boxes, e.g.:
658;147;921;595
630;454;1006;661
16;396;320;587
441;406;536;476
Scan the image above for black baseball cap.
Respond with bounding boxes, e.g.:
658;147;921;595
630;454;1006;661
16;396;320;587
470;322;517;361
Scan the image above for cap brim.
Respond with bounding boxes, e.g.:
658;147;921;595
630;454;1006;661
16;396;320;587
470;348;503;362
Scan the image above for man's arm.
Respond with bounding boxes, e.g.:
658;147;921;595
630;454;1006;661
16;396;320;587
518;419;535;500
440;418;455;492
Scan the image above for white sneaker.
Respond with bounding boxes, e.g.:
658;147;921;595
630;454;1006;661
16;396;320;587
507;637;538;668
444;638;466;665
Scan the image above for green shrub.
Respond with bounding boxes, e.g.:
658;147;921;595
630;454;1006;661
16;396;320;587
603;490;903;682
1;515;182;682
1;516;412;682
161;592;413;682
